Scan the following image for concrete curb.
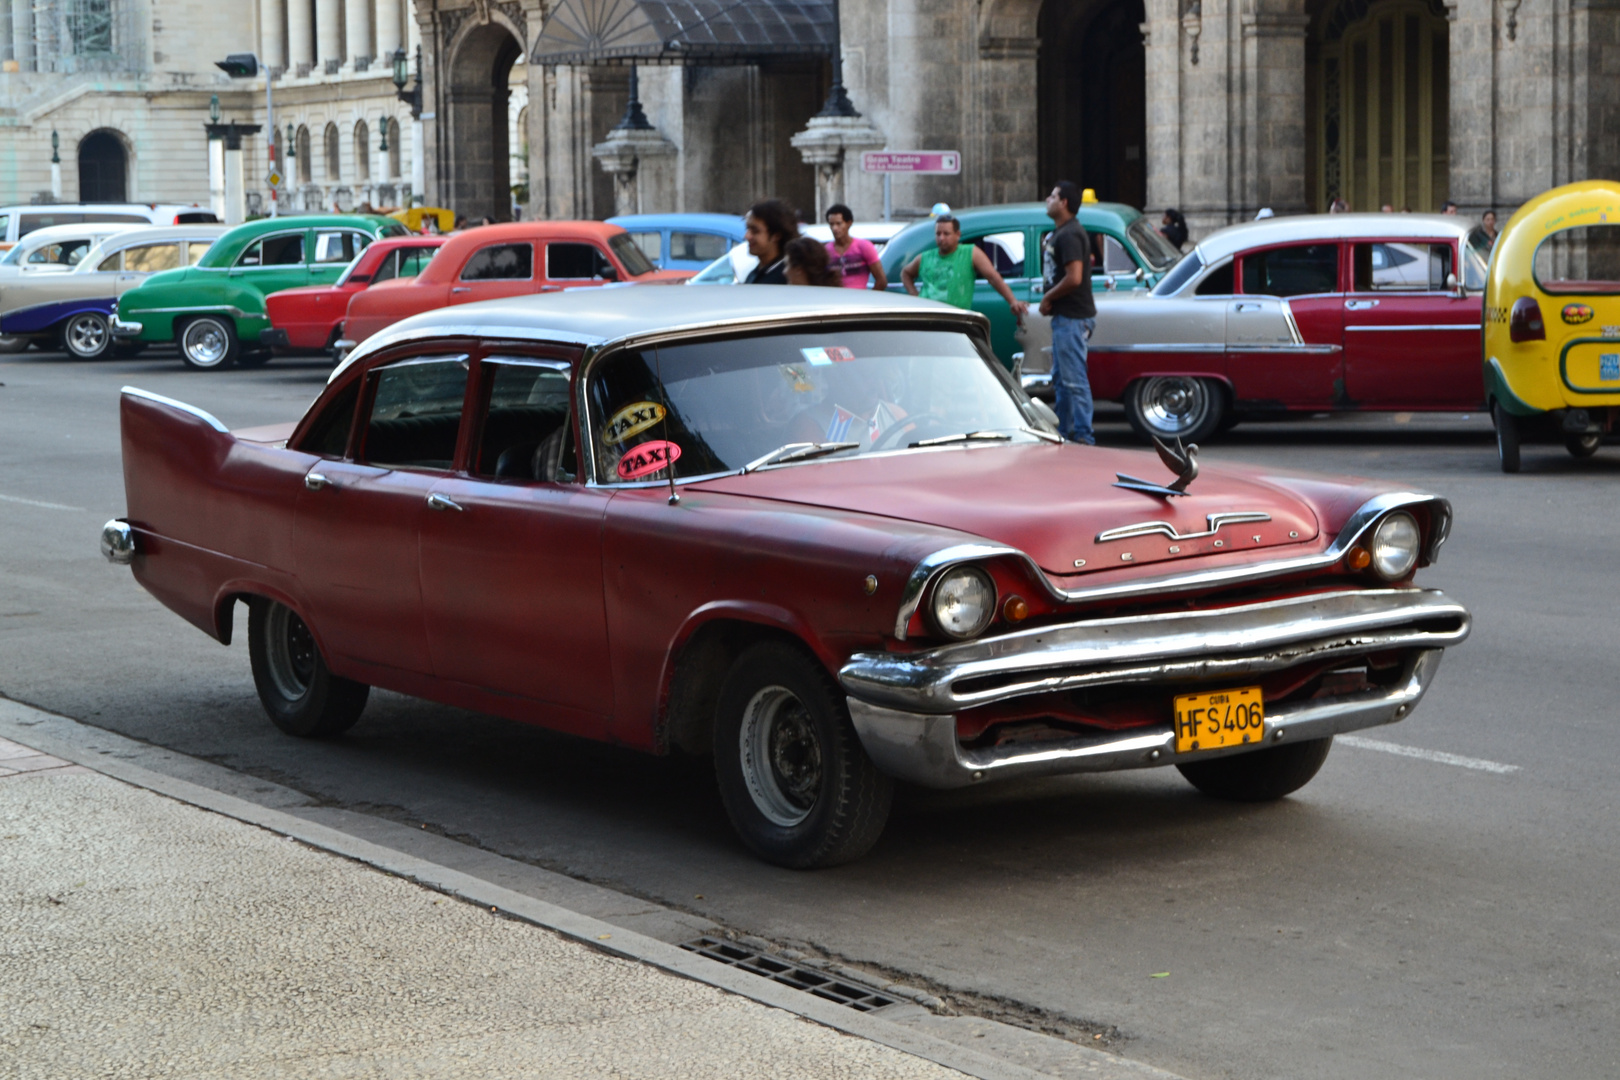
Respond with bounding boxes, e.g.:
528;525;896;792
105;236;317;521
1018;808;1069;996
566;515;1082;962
0;697;1184;1080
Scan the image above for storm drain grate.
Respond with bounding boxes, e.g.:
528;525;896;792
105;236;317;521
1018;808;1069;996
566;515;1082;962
679;936;897;1011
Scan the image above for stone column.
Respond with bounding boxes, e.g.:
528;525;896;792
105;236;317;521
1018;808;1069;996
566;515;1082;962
10;0;33;71
260;0;286;70
791;115;887;220
0;4;12;65
287;0;313;73
344;0;372;67
209;137;226;220
316;0;342;71
375;0;402;58
1239;8;1310;215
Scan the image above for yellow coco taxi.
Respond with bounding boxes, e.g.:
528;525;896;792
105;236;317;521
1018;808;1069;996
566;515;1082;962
1485;180;1620;472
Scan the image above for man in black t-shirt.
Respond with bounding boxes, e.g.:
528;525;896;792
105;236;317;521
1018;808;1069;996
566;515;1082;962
1039;181;1098;444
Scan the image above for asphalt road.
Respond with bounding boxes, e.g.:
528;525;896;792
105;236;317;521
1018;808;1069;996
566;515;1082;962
3;346;1617;1080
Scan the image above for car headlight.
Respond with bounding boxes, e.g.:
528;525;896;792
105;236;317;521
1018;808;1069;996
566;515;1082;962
931;566;996;640
1369;512;1420;580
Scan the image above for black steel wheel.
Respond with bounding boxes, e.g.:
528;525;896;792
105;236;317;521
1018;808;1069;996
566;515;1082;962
60;312;112;359
1565;432;1601;458
247;597;369;737
1177;736;1333;802
1493;403;1522;473
1125;376;1227;443
713;641;892;868
178;315;239;370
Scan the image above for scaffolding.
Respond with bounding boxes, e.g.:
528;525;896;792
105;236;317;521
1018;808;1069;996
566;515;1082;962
3;0;143;73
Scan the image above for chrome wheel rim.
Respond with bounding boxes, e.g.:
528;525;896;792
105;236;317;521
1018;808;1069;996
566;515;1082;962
66;314;107;357
738;686;822;827
183;319;229;366
1136;376;1210;437
264;604;316;702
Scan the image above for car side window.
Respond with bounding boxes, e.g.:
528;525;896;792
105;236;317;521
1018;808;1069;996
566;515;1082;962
973;231;1026;277
184;241;212;265
97;251;123;272
123;243;182;273
313;230;369;264
398;247;435;278
1100;235;1136;274
547;242;615;280
1195;261;1235;295
297;380;362;459
28;240;92;266
626;231;662;262
461;243;533;281
359;356;470;470
670;230;730;262
370;250;399;284
238;234;305;268
474;359;578;482
1241;244;1340;297
1351;242;1454;292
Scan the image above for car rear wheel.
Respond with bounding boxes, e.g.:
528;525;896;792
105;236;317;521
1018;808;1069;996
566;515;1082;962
1565;432;1601;458
1493;403;1522;473
178;315;239;370
247;597;369;738
713;642;892;868
60;312;112;359
1125;376;1227;443
1176;736;1333;801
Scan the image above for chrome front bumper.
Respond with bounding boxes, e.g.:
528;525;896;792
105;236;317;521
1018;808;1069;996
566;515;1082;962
109;314;142;337
839;588;1469;789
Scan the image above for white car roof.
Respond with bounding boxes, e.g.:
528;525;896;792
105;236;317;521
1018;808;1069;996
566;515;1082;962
10;221;149;249
73;224;231;273
1194;213;1480;265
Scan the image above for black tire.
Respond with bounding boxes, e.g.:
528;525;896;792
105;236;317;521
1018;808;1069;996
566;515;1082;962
0;334;30;354
1493;403;1522;473
1565;432;1601;458
177;315;239;370
1125;376;1227;444
247;597;369;738
235;348;273;368
1177;736;1333;802
713;642;893;868
59;312;112;359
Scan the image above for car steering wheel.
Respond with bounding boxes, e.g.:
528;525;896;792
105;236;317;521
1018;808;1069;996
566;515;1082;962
871;411;952;452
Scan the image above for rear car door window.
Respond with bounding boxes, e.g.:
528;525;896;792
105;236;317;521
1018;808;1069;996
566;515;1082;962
370;250;400;284
97;251;123;272
1195;261;1235;295
360;356;470;470
122;243;182;273
184;241;212;265
1351;242;1454;291
1241;244;1340;297
670;230;730;263
397;246;435;278
547;242;614;280
239;233;306;268
296;380;362;458
475;359;577;482
313;230;370;264
461;243;533;281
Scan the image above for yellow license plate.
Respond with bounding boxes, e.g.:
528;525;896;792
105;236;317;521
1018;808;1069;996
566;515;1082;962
1174;687;1265;753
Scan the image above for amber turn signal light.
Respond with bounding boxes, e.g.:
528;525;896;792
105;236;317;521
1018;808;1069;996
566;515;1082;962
1002;595;1030;623
1346;546;1371;571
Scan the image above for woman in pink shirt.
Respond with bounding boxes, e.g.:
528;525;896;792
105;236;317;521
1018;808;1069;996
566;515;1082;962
824;204;889;290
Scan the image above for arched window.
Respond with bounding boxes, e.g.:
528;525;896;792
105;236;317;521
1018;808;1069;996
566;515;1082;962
295;125;312;184
78;130;127;202
324;122;340;182
354;120;371;181
387;118;401;179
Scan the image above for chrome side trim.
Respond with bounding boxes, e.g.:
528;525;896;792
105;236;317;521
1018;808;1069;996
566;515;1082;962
100;518;135;564
120;386;229;433
1096;511;1271;543
846;588;1468;713
891;490;1451;639
1090;342;1342;355
1344;324;1479;332
847;649;1446;789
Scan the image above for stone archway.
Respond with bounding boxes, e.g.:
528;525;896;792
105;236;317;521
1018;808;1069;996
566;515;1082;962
445;19;526;221
78;130;127;202
1038;0;1147;207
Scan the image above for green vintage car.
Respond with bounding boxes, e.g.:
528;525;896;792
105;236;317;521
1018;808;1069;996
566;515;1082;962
113;214;408;369
880;202;1185;368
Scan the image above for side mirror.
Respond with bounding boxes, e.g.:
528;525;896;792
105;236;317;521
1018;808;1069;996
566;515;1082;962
1446;271;1466;299
1104;274;1118;291
599;265;618;282
1135;267;1146;282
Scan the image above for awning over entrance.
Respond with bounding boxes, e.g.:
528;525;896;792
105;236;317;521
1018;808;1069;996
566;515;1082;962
531;0;834;65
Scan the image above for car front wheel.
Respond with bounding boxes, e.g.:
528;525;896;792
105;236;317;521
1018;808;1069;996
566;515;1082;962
247;597;369;738
1176;736;1332;801
178;315;239;370
60;312;112;359
1125;375;1227;443
713;642;893;868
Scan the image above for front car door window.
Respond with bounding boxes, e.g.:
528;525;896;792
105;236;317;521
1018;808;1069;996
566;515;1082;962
1240;244;1341;297
314;230;370;265
474;358;578;482
625;231;662;264
237;233;306;269
546;242;615;281
461;242;534;281
359;356;471;470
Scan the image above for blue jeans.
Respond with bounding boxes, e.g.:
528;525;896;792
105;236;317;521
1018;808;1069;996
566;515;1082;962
1051;315;1095;445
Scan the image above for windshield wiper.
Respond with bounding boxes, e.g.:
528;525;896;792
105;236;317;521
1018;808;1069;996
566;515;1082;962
740;441;861;474
908;430;1015;449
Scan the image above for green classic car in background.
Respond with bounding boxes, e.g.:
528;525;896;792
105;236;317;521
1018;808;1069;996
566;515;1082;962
879;202;1184;367
113;214;407;369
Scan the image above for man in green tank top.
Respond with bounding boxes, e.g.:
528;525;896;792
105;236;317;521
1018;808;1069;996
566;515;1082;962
900;215;1029;316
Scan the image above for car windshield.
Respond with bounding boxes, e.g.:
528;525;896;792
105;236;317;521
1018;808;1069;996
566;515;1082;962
1151;249;1203;296
1533;224;1620;295
587;326;1047;484
608;232;657;276
1128;217;1184;272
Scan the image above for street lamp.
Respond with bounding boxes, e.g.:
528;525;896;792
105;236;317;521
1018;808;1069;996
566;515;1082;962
815;0;858;118
50;129;61;200
50;129;59;164
378;117;389;153
286;122;296;160
210;95;220;124
214;52;278;216
391;45;422;120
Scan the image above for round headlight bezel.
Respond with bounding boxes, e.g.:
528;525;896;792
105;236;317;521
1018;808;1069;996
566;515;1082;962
929;566;997;640
1368;511;1421;581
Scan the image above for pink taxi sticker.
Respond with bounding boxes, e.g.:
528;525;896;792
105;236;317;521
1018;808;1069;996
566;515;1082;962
616;440;682;481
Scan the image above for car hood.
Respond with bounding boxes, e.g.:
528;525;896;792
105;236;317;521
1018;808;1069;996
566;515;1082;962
687;442;1322;575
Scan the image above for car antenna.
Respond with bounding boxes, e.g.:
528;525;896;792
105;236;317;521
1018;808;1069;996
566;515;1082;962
654;344;679;505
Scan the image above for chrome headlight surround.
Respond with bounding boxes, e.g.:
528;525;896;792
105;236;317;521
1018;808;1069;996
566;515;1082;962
1368;511;1420;581
930;566;997;640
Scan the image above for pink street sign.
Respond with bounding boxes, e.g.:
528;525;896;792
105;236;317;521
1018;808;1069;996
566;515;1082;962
860;151;961;175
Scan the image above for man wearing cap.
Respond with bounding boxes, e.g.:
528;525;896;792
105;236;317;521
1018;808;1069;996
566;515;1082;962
900;215;1028;316
1040;181;1098;445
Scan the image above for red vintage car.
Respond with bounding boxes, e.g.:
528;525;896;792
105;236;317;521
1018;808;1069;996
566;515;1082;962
262;236;445;354
1022;214;1493;441
102;288;1470;867
338;221;690;349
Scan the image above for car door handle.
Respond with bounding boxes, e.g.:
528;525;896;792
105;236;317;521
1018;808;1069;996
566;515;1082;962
426;492;464;512
304;472;329;491
1232;302;1263;313
451;286;471;294
1345;299;1379;310
540;285;563;292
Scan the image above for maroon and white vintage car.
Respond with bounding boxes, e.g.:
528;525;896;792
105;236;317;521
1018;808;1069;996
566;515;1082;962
1022;214;1494;442
102;289;1470;867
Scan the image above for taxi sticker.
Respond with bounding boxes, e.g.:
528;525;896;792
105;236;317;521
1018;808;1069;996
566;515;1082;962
615;439;682;480
800;345;856;366
826;405;857;442
1601;354;1620;382
1563;303;1595;325
602;401;665;445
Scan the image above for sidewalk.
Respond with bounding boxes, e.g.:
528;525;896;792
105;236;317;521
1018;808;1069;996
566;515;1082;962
0;734;965;1080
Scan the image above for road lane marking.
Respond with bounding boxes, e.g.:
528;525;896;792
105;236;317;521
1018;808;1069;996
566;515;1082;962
1339;735;1520;774
0;493;85;512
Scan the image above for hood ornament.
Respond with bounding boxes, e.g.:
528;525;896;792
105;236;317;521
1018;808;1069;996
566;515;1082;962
1114;437;1199;498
